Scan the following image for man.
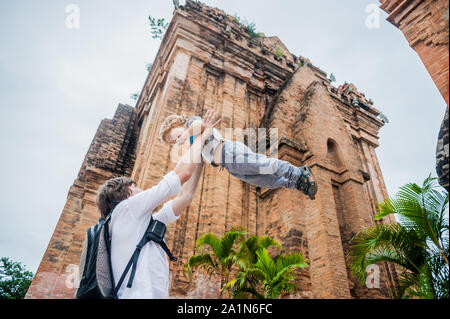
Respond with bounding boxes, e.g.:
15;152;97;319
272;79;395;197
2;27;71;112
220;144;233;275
95;110;221;298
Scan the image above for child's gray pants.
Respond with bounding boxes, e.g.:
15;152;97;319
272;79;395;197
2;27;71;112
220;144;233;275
220;140;302;189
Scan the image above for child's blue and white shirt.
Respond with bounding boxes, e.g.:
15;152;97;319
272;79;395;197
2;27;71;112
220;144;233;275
186;116;224;165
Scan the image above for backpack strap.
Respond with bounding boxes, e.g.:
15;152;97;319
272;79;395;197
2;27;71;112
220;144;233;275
111;214;178;298
103;214;116;296
112;247;141;297
159;241;178;262
125;235;149;288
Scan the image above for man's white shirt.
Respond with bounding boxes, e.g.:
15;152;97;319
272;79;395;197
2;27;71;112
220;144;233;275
109;171;181;299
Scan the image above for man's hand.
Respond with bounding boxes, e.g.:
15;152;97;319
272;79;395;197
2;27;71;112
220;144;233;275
202;109;221;130
176;110;221;145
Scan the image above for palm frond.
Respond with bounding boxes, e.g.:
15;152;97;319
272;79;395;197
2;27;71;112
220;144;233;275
182;253;217;280
254;248;276;280
376;176;448;252
223;277;238;291
275;251;308;270
195;233;222;255
259;236;282;250
348;224;428;282
270;280;297;299
243;267;266;282
350;176;449;298
237;287;265;299
218;229;247;259
239;235;281;264
271;263;303;285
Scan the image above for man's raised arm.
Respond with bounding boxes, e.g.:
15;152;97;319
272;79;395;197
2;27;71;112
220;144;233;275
171;161;204;216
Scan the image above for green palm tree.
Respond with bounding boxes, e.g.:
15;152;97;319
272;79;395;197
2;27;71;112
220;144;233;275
183;227;247;297
224;235;281;298
184;230;308;299
348;176;449;299
225;236;308;299
250;248;308;299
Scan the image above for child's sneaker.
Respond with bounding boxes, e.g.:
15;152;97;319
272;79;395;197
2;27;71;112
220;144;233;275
295;165;318;200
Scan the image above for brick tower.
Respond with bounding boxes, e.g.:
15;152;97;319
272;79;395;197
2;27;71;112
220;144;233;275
379;0;449;192
26;1;397;299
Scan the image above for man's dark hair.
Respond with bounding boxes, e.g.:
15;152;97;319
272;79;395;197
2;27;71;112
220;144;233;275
96;176;136;218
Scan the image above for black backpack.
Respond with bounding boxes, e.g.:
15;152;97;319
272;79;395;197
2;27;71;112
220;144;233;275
75;213;177;299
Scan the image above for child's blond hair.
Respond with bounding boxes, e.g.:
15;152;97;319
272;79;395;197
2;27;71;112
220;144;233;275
159;114;188;143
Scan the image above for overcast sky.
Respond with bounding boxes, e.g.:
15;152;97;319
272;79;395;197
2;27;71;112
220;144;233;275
0;0;447;275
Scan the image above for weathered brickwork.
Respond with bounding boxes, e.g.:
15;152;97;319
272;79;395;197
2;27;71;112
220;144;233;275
28;1;398;298
380;0;449;190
